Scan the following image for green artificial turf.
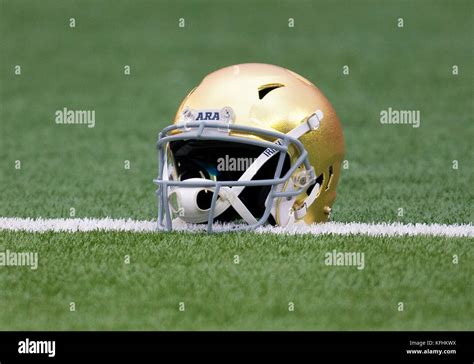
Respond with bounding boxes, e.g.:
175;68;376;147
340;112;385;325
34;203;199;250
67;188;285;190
0;0;473;331
0;0;472;223
0;231;472;330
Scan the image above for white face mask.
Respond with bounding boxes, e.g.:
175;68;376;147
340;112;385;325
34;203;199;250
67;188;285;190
156;109;323;232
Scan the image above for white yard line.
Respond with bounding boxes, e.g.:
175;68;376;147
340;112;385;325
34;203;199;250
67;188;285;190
0;217;472;237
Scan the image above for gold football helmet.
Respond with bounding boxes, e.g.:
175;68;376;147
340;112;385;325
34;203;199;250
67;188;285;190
155;63;344;232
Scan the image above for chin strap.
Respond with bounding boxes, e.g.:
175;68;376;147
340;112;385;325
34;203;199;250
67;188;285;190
218;187;258;224
212;110;324;224
294;182;321;220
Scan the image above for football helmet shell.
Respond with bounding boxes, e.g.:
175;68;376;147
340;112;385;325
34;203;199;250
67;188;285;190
155;63;344;232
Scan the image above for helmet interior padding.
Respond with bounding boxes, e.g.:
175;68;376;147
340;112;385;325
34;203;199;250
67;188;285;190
169;140;290;223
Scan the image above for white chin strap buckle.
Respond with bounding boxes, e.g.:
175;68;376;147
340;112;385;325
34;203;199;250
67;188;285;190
307;110;323;130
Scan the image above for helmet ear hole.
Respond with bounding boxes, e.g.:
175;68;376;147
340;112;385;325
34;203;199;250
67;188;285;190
196;189;213;210
325;165;334;191
307;173;324;196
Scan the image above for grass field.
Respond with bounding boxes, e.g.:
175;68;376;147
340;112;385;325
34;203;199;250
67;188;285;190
0;0;473;330
1;231;472;330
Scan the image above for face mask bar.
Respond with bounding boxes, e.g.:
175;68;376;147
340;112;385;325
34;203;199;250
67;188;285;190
154;120;315;233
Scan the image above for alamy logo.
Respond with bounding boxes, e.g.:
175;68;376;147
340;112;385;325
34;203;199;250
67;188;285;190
217;155;257;171
18;338;55;357
324;250;365;270
0;249;38;270
55;107;95;128
380;107;420;128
